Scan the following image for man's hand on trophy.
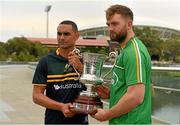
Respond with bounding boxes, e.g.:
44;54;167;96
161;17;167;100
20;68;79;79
68;52;83;73
95;85;110;99
61;103;75;118
90;108;110;122
88;108;98;115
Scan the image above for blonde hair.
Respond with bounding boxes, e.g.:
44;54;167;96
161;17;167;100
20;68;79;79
106;4;133;21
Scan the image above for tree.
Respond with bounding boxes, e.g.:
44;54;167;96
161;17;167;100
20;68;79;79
164;34;180;62
0;42;8;61
134;26;168;61
1;37;49;61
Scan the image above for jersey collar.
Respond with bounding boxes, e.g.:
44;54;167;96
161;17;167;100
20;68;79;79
56;48;61;56
122;36;136;50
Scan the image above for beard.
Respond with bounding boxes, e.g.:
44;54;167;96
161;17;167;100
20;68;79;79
110;26;127;44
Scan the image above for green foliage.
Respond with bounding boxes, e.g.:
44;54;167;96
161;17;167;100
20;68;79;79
134;26;180;62
80;46;108;56
163;34;180;62
0;42;8;61
0;37;49;61
134;27;162;56
1;28;180;63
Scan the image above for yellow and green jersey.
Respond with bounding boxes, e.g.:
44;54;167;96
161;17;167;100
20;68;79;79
110;37;152;124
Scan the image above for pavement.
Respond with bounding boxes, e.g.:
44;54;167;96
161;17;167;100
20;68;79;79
0;65;168;124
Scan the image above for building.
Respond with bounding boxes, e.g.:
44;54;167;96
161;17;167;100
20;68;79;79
27;25;180;57
27;25;180;49
80;25;180;40
27;37;109;48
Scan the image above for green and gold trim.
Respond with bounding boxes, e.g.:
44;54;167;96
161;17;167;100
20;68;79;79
47;72;79;83
33;84;47;86
132;38;142;83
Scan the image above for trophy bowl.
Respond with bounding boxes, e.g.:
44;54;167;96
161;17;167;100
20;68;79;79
70;53;106;114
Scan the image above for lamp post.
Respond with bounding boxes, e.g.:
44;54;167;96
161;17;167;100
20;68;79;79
44;5;52;38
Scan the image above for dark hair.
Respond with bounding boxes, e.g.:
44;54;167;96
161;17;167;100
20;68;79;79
106;4;133;21
59;20;78;31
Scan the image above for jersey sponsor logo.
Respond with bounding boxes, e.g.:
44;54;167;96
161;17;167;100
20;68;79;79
53;83;82;90
111;79;115;85
111;71;118;86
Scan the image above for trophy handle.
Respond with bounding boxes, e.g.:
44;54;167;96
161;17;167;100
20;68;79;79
68;48;82;80
102;51;118;80
72;48;82;58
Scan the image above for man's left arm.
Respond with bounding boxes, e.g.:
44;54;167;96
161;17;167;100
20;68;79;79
92;83;145;121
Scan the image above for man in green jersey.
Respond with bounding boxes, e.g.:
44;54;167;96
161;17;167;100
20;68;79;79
32;20;88;124
92;4;152;124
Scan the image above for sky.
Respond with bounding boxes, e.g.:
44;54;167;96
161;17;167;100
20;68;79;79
0;0;180;42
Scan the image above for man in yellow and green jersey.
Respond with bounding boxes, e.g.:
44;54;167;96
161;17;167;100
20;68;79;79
32;20;88;124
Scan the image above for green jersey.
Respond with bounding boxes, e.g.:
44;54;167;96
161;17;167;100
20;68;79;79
109;37;152;124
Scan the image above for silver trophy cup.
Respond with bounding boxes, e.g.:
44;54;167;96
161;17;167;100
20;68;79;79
71;52;106;114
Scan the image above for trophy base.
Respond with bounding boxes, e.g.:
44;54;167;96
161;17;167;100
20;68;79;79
70;103;99;114
71;95;103;114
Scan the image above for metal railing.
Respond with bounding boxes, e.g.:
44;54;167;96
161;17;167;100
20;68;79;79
103;65;180;71
103;65;180;92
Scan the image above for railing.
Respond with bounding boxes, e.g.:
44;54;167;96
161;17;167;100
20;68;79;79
28;62;180;71
103;65;180;91
152;66;180;72
103;65;180;71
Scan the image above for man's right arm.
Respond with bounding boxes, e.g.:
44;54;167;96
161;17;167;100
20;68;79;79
32;56;75;117
32;85;75;117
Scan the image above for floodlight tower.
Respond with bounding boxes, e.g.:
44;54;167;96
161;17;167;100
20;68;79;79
44;5;52;38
